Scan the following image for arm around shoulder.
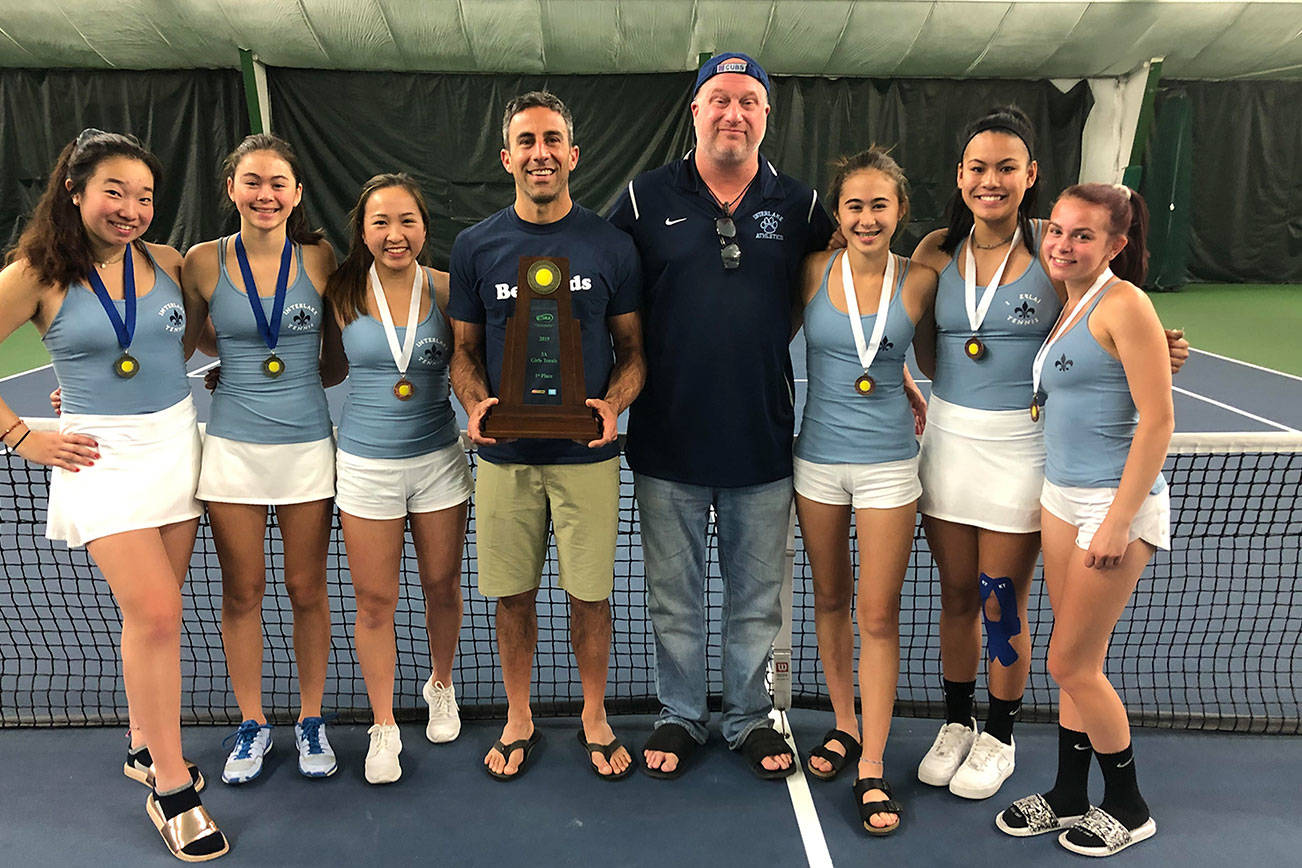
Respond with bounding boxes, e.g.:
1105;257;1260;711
911;229;952;274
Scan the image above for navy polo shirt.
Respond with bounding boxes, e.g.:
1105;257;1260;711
448;204;642;466
608;152;833;487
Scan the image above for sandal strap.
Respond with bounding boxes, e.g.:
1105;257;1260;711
810;729;861;762
1009;793;1061;833
644;722;698;758
1073;807;1134;851
160;805;220;853
853;776;893;798
740;726;793;764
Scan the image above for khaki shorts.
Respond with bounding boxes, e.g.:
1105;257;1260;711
474;457;620;602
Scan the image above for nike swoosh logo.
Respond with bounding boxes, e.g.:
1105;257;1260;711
1117;757;1134;768
664;217;687;226
1073;744;1092;751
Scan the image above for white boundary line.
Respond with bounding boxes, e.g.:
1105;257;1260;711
1191;347;1302;384
1173;386;1298;433
773;710;834;868
186;360;220;377
0;363;52;383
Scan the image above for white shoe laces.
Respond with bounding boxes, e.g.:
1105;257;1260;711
428;681;457;715
966;735;1004;770
932;723;971;758
368;724;399;755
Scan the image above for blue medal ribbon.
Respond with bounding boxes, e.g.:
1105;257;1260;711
234;234;292;354
86;243;136;351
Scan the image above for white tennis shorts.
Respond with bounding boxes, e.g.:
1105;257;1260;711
335;439;472;521
1040;478;1171;551
794;454;922;510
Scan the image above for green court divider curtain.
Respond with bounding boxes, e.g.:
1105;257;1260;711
1142;88;1194;291
266;69;1091;267
0;69;250;255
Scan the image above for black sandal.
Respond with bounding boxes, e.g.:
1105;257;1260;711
739;725;796;781
641;722;699;781
576;729;636;781
805;728;861;781
854;777;902;836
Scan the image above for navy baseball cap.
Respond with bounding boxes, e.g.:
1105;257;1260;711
694;52;771;96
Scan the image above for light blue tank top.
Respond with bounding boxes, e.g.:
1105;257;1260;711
336;271;459;460
1039;286;1166;493
932;224;1062;411
42;251;190;415
206;236;332;444
795;253;919;466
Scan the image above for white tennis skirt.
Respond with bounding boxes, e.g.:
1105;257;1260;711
793;454;921;510
1040;479;1171;552
918;395;1046;534
197;433;335;505
46;395;202;548
335;438;472;521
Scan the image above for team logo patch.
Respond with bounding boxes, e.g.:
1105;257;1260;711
1006;293;1042;326
158;302;185;333
1054;353;1074;372
417;335;447;366
754;210;784;241
878;337;894;352
283;303;318;331
717;61;748;74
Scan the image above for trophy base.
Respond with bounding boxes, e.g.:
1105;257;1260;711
482;406;602;440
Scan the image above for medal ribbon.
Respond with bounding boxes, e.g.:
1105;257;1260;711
367;264;423;377
963;225;1022;333
840;250;896;376
86;243;136;351
234;234;292;353
1031;268;1116;403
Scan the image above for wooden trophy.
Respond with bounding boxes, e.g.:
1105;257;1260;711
482;256;601;439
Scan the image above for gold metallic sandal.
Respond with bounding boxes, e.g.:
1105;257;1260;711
145;793;229;863
124;756;205;793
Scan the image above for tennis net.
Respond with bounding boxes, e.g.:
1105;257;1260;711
1;428;1297;733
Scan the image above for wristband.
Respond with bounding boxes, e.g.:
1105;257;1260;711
11;429;31;451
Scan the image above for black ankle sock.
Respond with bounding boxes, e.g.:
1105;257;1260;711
1043;725;1092;817
128;744;151;768
943;679;976;725
983;694;1021;744
154;784;226;857
1096;745;1150;829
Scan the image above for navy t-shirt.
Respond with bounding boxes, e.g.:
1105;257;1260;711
448;203;642;465
608;152;834;487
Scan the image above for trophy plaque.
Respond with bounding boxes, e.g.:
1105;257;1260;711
482;256;601;440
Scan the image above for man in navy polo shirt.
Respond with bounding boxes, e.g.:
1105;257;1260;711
608;53;834;780
449;91;645;782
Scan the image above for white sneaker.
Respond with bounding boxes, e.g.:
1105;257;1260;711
294;717;338;778
949;732;1016;799
222;720;273;784
423;677;461;744
917;718;976;786
365;723;403;785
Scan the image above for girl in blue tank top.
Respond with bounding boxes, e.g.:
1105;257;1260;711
323;174;471;784
182;134;345;785
997;185;1171;857
794;149;939;835
0;131;227;860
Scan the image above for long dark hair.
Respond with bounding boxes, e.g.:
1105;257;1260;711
325;173;432;325
8;129;163;288
1056;183;1150;285
827;146;911;236
220;133;324;246
939;105;1038;257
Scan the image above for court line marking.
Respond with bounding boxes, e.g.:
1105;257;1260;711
774;710;834;868
1173;386;1298;433
186;360;220;377
0;364;52;383
1190;348;1302;384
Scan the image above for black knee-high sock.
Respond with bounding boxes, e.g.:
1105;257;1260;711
1043;725;1093;817
1096;745;1150;828
943;679;976;725
983;693;1022;744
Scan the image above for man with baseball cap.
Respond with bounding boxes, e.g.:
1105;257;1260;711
608;52;834;780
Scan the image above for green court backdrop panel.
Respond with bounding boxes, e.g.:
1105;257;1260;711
266;69;1090;267
1167;80;1302;284
1142;89;1193;291
0;69;251;257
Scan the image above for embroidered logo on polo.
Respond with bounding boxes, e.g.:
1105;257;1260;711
1054;353;1073;372
416;335;447;366
495;273;593;300
1006;293;1042;326
283;302;319;331
753;210;785;241
158;302;185;333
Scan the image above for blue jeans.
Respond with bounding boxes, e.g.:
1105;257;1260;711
635;473;792;748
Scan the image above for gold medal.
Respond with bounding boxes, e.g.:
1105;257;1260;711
113;352;140;379
393;378;415;401
854;373;875;396
1029;401;1040;422
964;335;986;361
263;354;285;378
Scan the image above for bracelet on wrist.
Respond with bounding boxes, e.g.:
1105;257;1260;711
0;418;23;442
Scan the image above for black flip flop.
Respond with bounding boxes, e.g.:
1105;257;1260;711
740;725;797;780
641;722;699;780
484;730;542;782
576;729;637;781
805;728;861;781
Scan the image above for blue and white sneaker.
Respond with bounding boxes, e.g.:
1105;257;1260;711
222;720;273;784
294;716;337;778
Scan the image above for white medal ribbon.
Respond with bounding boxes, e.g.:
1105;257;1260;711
368;263;423;377
963;225;1023;333
1031;267;1116;402
840;250;896;376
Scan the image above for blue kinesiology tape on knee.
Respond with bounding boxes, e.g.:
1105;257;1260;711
979;573;1022;666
